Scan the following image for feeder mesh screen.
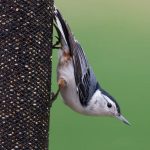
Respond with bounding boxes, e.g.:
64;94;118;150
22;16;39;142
0;0;53;149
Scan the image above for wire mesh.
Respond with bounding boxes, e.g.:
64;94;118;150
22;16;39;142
0;0;53;149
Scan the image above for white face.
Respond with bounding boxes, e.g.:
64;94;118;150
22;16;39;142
86;90;119;116
101;94;119;116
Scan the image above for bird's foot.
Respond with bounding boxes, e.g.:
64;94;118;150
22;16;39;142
52;25;61;49
52;37;61;48
50;88;60;103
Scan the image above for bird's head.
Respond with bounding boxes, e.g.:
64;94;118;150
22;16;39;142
101;93;130;125
88;83;130;125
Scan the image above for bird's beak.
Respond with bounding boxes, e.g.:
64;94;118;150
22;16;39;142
116;115;130;125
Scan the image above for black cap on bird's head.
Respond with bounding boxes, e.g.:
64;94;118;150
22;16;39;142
96;82;130;125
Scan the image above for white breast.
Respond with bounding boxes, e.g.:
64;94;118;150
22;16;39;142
57;54;85;114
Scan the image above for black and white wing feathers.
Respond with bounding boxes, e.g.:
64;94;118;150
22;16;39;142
71;40;91;106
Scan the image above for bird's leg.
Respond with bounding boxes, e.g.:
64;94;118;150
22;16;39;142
52;36;61;49
50;78;66;103
50;87;60;103
52;23;61;49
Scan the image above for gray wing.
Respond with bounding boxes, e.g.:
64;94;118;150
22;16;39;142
70;40;91;106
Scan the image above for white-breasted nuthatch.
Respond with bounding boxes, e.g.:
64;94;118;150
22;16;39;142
53;8;130;125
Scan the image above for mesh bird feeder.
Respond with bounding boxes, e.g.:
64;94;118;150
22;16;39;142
0;0;53;149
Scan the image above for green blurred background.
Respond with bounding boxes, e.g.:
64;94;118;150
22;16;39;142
50;0;150;149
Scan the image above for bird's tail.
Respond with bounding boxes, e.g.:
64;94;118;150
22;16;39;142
53;7;75;55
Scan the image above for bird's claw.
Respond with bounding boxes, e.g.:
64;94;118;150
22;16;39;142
52;36;61;49
50;88;60;103
52;23;61;49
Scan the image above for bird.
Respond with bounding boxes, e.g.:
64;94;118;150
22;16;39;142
53;7;130;125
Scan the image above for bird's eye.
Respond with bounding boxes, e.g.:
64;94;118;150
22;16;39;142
107;103;112;108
